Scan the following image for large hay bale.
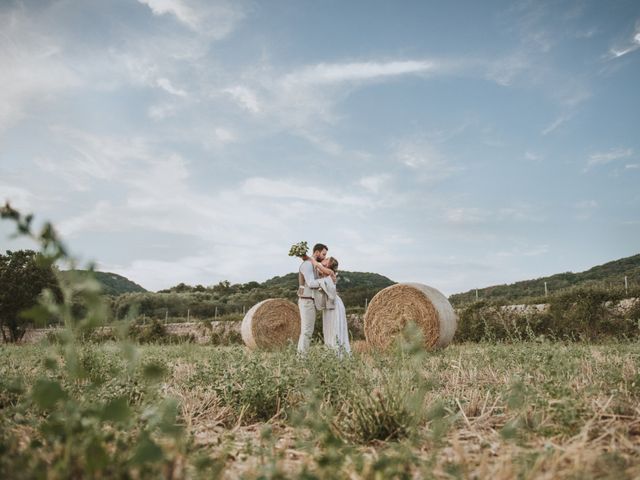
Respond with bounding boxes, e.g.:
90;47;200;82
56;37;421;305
364;283;457;350
241;299;300;350
351;340;372;355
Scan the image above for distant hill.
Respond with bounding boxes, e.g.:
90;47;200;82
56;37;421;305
143;270;396;315
262;271;395;291
60;270;147;296
450;253;640;306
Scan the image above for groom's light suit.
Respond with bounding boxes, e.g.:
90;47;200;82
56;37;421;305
297;260;321;353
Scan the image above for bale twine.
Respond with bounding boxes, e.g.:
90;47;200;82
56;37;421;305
241;299;300;350
364;283;457;350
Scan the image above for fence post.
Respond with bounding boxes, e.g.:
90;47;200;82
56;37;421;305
364;298;368;311
625;276;628;295
215;306;218;319
544;282;548;297
475;289;479;301
187;308;190;322
242;305;245;315
165;309;168;324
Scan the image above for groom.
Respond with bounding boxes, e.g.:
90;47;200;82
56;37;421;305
296;243;327;354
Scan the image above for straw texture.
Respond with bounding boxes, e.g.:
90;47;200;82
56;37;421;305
364;283;457;350
241;298;301;350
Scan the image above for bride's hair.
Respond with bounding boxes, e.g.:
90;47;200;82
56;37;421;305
327;257;339;272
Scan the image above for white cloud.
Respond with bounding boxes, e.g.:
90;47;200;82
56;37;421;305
574;27;598;39
494;244;549;258
43;127;153;188
57;201;120;237
241;177;371;206
297;131;345;156
282;60;435;86
138;0;200;30
221;59;444;145
0;184;34;211
556;84;591;108
148;102;178;120
3;1;637;295
0;0;236;136
394;139;436;168
574;200;598;220
101;256;219;291
0;10;81;133
218;51;591;159
101;235;291;291
607;25;640;59
223;86;261;114
156;77;187;96
586;147;634;169
36;128;394;289
103;34;208;94
214;127;236;144
496;206;544;222
541;114;571;135
485;53;530;86
391;136;461;182
444;207;488;225
358;175;390;194
444;204;544;226
575;200;598;209
137;0;245;39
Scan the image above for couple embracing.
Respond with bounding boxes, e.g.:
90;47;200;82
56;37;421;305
297;243;351;358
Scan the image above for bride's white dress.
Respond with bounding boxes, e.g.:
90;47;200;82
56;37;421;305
317;277;351;357
323;294;351;357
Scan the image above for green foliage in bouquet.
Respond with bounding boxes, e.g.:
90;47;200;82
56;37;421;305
288;241;308;257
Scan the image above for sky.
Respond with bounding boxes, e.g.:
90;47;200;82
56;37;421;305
1;0;639;295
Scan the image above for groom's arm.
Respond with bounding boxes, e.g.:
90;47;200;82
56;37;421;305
300;261;320;288
307;256;337;282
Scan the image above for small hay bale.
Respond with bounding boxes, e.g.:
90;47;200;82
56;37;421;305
241;299;300;350
364;283;457;350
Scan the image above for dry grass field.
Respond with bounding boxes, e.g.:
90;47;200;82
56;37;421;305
1;336;639;479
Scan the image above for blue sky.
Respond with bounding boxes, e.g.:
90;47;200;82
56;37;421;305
1;0;639;294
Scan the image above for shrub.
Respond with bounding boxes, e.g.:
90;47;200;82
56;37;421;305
455;289;640;342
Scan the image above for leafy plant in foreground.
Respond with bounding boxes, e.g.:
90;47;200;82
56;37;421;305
0;203;186;479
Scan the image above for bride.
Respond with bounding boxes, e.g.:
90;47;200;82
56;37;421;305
307;255;351;358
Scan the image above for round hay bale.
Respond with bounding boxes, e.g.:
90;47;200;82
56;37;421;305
241;299;300;350
351;340;372;355
364;283;457;350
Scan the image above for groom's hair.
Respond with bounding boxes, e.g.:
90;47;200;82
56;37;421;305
312;243;328;253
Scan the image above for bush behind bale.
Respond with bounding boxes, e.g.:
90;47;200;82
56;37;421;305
455;288;640;342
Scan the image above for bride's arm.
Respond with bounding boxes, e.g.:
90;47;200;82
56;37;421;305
306;256;337;282
307;256;334;275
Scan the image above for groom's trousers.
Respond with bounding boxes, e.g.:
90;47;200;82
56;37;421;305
297;298;316;353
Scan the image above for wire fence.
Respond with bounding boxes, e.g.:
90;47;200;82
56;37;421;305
462;275;638;306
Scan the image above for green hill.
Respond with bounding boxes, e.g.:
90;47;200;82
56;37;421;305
260;271;395;310
60;270;147;296
450;253;640;306
262;270;394;291
109;270;396;321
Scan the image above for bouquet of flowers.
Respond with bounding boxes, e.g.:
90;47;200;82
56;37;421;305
288;241;308;257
